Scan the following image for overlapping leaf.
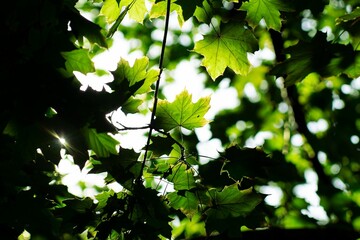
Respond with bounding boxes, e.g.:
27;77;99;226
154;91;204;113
167;191;199;217
176;0;203;21
167;163;196;190
83;128;119;157
269;32;356;86
61;49;94;74
240;0;292;31
206;184;263;219
120;0;148;23
113;56;158;92
101;0;148;24
150;0;185;27
154;89;211;132
193;23;258;80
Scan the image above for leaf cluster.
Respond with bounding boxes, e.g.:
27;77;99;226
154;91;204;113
2;0;360;239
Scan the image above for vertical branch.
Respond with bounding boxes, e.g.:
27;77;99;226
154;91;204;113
269;30;334;188
136;0;172;183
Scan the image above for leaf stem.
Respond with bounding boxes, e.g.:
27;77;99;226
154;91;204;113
136;0;172;184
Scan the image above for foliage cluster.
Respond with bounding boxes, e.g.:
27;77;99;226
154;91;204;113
1;0;360;239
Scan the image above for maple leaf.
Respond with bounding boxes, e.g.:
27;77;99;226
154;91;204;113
100;0;121;23
61;49;94;74
120;0;147;24
240;0;292;31
206;184;264;219
154;89;211;132
83;128;119;158
113;57;158;88
269;32;355;86
150;1;185;27
193;23;258;80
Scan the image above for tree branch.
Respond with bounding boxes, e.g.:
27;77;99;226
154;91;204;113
269;30;334;187
137;0;172;183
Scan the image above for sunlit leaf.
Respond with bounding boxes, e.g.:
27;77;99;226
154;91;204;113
100;0;121;23
135;69;159;94
193;23;258;80
121;96;143;114
206;184;263;219
83;128;119;157
120;0;147;23
167;163;196;190
61;49;94;74
167;191;199;217
154;89;211;131
116;57;150;86
150;0;184;27
240;0;292;31
193;0;212;23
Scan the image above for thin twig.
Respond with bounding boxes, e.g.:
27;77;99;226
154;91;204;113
136;0;172;183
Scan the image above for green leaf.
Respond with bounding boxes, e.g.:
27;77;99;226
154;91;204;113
103;0;132;38
154;89;211;132
167;191;199;217
134;68;159;95
206;184;263;219
120;0;147;24
193;23;258;80
193;0;212;23
240;0;292;31
269;33;356;86
344;52;360;78
100;0;121;23
116;57;151;86
61;49;95;74
167;163;196;190
336;6;360;23
148;136;177;158
150;0;185;27
68;10;108;48
83;128;119;157
176;0;203;21
221;146;302;182
336;7;360;50
121;96;143;114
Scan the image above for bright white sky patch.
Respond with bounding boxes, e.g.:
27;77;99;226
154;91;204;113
293;169;329;223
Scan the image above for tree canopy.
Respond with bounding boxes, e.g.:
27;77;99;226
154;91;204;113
1;0;360;239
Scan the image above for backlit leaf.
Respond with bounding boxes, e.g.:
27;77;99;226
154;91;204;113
240;0;292;31
121;97;143;114
135;69;159;95
150;0;184;27
61;49;94;74
193;23;258;80
206;184;263;219
154;89;211;132
83;128;119;157
167;163;196;190
100;0;121;23
114;57;157;89
167;191;199;217
120;0;148;24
